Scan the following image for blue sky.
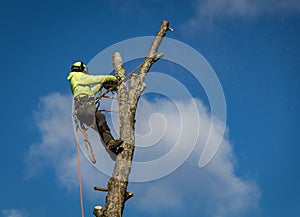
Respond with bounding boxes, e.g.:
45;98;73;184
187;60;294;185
1;0;300;217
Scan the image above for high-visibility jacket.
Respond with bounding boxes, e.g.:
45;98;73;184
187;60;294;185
67;71;118;97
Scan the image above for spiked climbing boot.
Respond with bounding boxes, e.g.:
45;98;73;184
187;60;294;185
106;139;124;160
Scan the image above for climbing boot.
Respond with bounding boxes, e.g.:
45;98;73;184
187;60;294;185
106;139;124;160
107;139;123;150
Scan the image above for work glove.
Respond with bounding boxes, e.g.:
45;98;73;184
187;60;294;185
103;77;119;91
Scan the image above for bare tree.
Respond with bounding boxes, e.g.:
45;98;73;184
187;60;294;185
93;20;171;217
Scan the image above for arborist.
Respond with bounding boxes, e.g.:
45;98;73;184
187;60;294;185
67;61;123;161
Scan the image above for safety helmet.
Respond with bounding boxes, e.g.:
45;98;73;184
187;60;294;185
70;61;88;73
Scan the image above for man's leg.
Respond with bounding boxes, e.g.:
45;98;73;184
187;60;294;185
95;110;123;156
95;110;114;145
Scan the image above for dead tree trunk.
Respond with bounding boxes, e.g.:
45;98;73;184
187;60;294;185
93;20;170;217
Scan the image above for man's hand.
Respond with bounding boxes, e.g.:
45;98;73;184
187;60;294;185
103;77;119;91
116;75;121;81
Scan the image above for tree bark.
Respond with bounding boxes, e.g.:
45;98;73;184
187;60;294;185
97;20;170;217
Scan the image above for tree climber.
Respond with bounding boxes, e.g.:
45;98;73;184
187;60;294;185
67;61;123;161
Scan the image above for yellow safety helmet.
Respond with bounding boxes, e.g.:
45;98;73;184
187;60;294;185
70;61;88;73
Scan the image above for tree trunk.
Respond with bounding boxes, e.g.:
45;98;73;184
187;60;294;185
95;20;170;217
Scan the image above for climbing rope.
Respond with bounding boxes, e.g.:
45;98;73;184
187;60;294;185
73;111;95;217
75;124;85;217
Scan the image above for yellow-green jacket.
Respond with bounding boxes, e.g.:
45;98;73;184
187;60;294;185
67;72;118;97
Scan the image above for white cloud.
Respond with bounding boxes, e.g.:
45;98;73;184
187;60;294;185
131;98;260;217
2;209;27;217
26;92;260;217
25;93;78;187
184;0;300;30
25;93;111;192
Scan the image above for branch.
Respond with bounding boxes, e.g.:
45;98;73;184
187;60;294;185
127;20;170;105
147;20;170;57
140;20;170;78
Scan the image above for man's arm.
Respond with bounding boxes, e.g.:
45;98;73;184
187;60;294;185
78;73;118;86
91;84;102;95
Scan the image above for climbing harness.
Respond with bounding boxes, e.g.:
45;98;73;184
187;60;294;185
73;97;97;163
74;114;96;163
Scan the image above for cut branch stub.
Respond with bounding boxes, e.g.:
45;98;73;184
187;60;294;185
94;186;133;201
93;206;103;217
94;186;109;192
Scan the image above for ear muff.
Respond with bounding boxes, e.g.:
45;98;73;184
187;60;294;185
81;62;88;74
71;61;86;72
